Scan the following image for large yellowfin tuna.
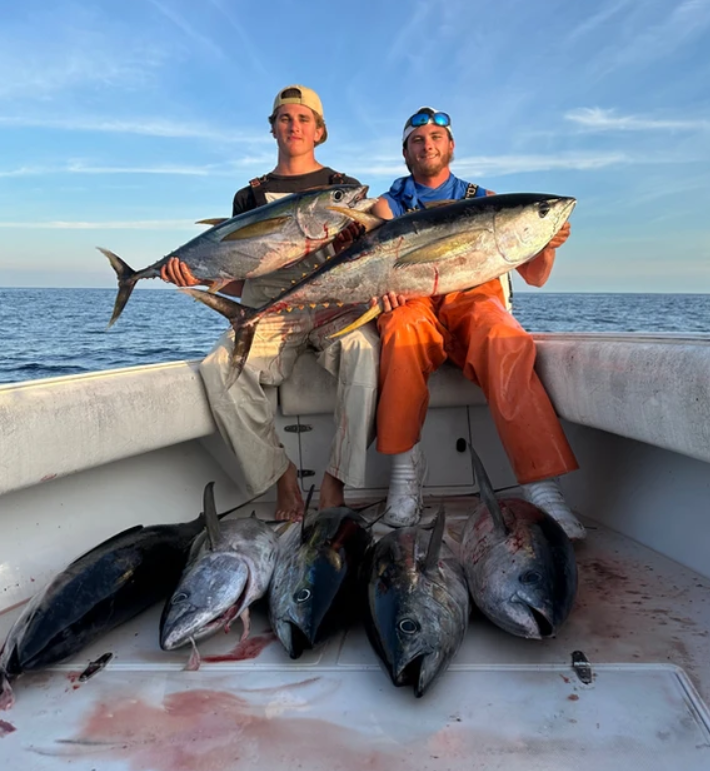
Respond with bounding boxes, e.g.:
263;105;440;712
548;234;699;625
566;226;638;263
182;192;576;383
99;184;370;326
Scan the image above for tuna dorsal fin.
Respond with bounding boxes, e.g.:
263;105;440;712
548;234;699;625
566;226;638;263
423;504;446;572
250;510;257;518
195;218;228;226
301;484;316;544
220;216;291;241
203;481;223;550
468;443;509;536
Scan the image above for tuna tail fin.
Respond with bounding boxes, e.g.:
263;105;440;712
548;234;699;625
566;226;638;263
0;669;15;710
202;481;224;550
468;442;509;536
98;247;138;327
328;301;383;339
423;504;446;573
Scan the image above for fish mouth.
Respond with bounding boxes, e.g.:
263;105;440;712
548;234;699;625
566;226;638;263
393;654;425;691
287;622;313;660
509;599;554;639
528;605;554;638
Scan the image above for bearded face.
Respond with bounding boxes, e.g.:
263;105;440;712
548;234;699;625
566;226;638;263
403;124;455;178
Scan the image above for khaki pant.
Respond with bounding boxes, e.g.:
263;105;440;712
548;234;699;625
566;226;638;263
200;306;379;497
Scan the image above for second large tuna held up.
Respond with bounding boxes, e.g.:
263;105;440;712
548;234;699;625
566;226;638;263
183;192;576;383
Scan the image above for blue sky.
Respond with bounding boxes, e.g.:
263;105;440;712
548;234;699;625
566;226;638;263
0;0;708;292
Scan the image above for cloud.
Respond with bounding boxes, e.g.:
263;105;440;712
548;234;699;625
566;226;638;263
206;0;269;76
148;0;226;60
0;162;218;178
566;0;635;44
591;0;710;75
566;108;710;132
0;114;269;144
0;220;197;230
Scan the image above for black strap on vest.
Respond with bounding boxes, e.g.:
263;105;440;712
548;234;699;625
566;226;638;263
464;183;479;199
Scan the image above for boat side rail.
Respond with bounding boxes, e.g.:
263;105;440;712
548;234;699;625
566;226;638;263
1;333;708;497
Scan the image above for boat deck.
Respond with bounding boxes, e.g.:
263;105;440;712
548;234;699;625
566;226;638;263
1;500;710;770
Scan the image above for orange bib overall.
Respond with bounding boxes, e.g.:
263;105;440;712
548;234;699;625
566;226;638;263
376;275;578;485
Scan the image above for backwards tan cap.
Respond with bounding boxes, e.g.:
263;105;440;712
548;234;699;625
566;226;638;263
271;85;328;145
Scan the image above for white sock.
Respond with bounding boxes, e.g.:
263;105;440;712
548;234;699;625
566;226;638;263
384;443;427;527
521;477;587;541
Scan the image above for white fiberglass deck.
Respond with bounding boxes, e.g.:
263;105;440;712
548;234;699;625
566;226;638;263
1;503;710;770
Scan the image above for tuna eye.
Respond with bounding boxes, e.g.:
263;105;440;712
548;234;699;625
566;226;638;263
538;203;550;218
333;189;344;201
398;619;420;635
172;592;188;604
294;588;311;603
519;570;542;585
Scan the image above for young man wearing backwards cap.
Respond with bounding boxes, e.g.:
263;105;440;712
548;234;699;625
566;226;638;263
162;85;379;521
369;107;585;539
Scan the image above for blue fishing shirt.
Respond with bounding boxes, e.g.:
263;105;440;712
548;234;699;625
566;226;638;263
382;173;489;216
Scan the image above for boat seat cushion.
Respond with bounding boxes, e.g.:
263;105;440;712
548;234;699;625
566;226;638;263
279;349;486;416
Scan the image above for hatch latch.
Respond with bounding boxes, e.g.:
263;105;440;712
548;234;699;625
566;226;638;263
571;650;593;685
284;424;312;433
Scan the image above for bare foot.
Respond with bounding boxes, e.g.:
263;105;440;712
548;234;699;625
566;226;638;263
319;472;345;509
275;461;304;521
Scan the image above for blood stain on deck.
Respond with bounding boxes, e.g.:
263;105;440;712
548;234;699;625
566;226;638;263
48;688;395;770
202;632;276;663
0;718;16;737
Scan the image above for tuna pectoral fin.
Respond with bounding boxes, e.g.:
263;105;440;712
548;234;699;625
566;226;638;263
423;505;446;573
98;247;138;327
469;442;509;536
328;302;382;339
327;206;385;232
203;482;225;550
220;216;292;241
180;287;245;322
225;324;257;388
394;231;487;267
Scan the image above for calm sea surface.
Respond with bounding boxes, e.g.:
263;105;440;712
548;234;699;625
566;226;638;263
0;288;708;385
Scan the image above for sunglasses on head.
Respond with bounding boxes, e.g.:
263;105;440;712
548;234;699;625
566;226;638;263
405;111;451;129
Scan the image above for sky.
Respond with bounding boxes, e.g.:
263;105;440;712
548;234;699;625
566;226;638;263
0;0;709;293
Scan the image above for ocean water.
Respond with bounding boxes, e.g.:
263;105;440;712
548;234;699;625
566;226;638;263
0;287;708;385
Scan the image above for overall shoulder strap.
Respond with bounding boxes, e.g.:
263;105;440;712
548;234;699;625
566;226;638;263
464;182;479;199
249;175;269;208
